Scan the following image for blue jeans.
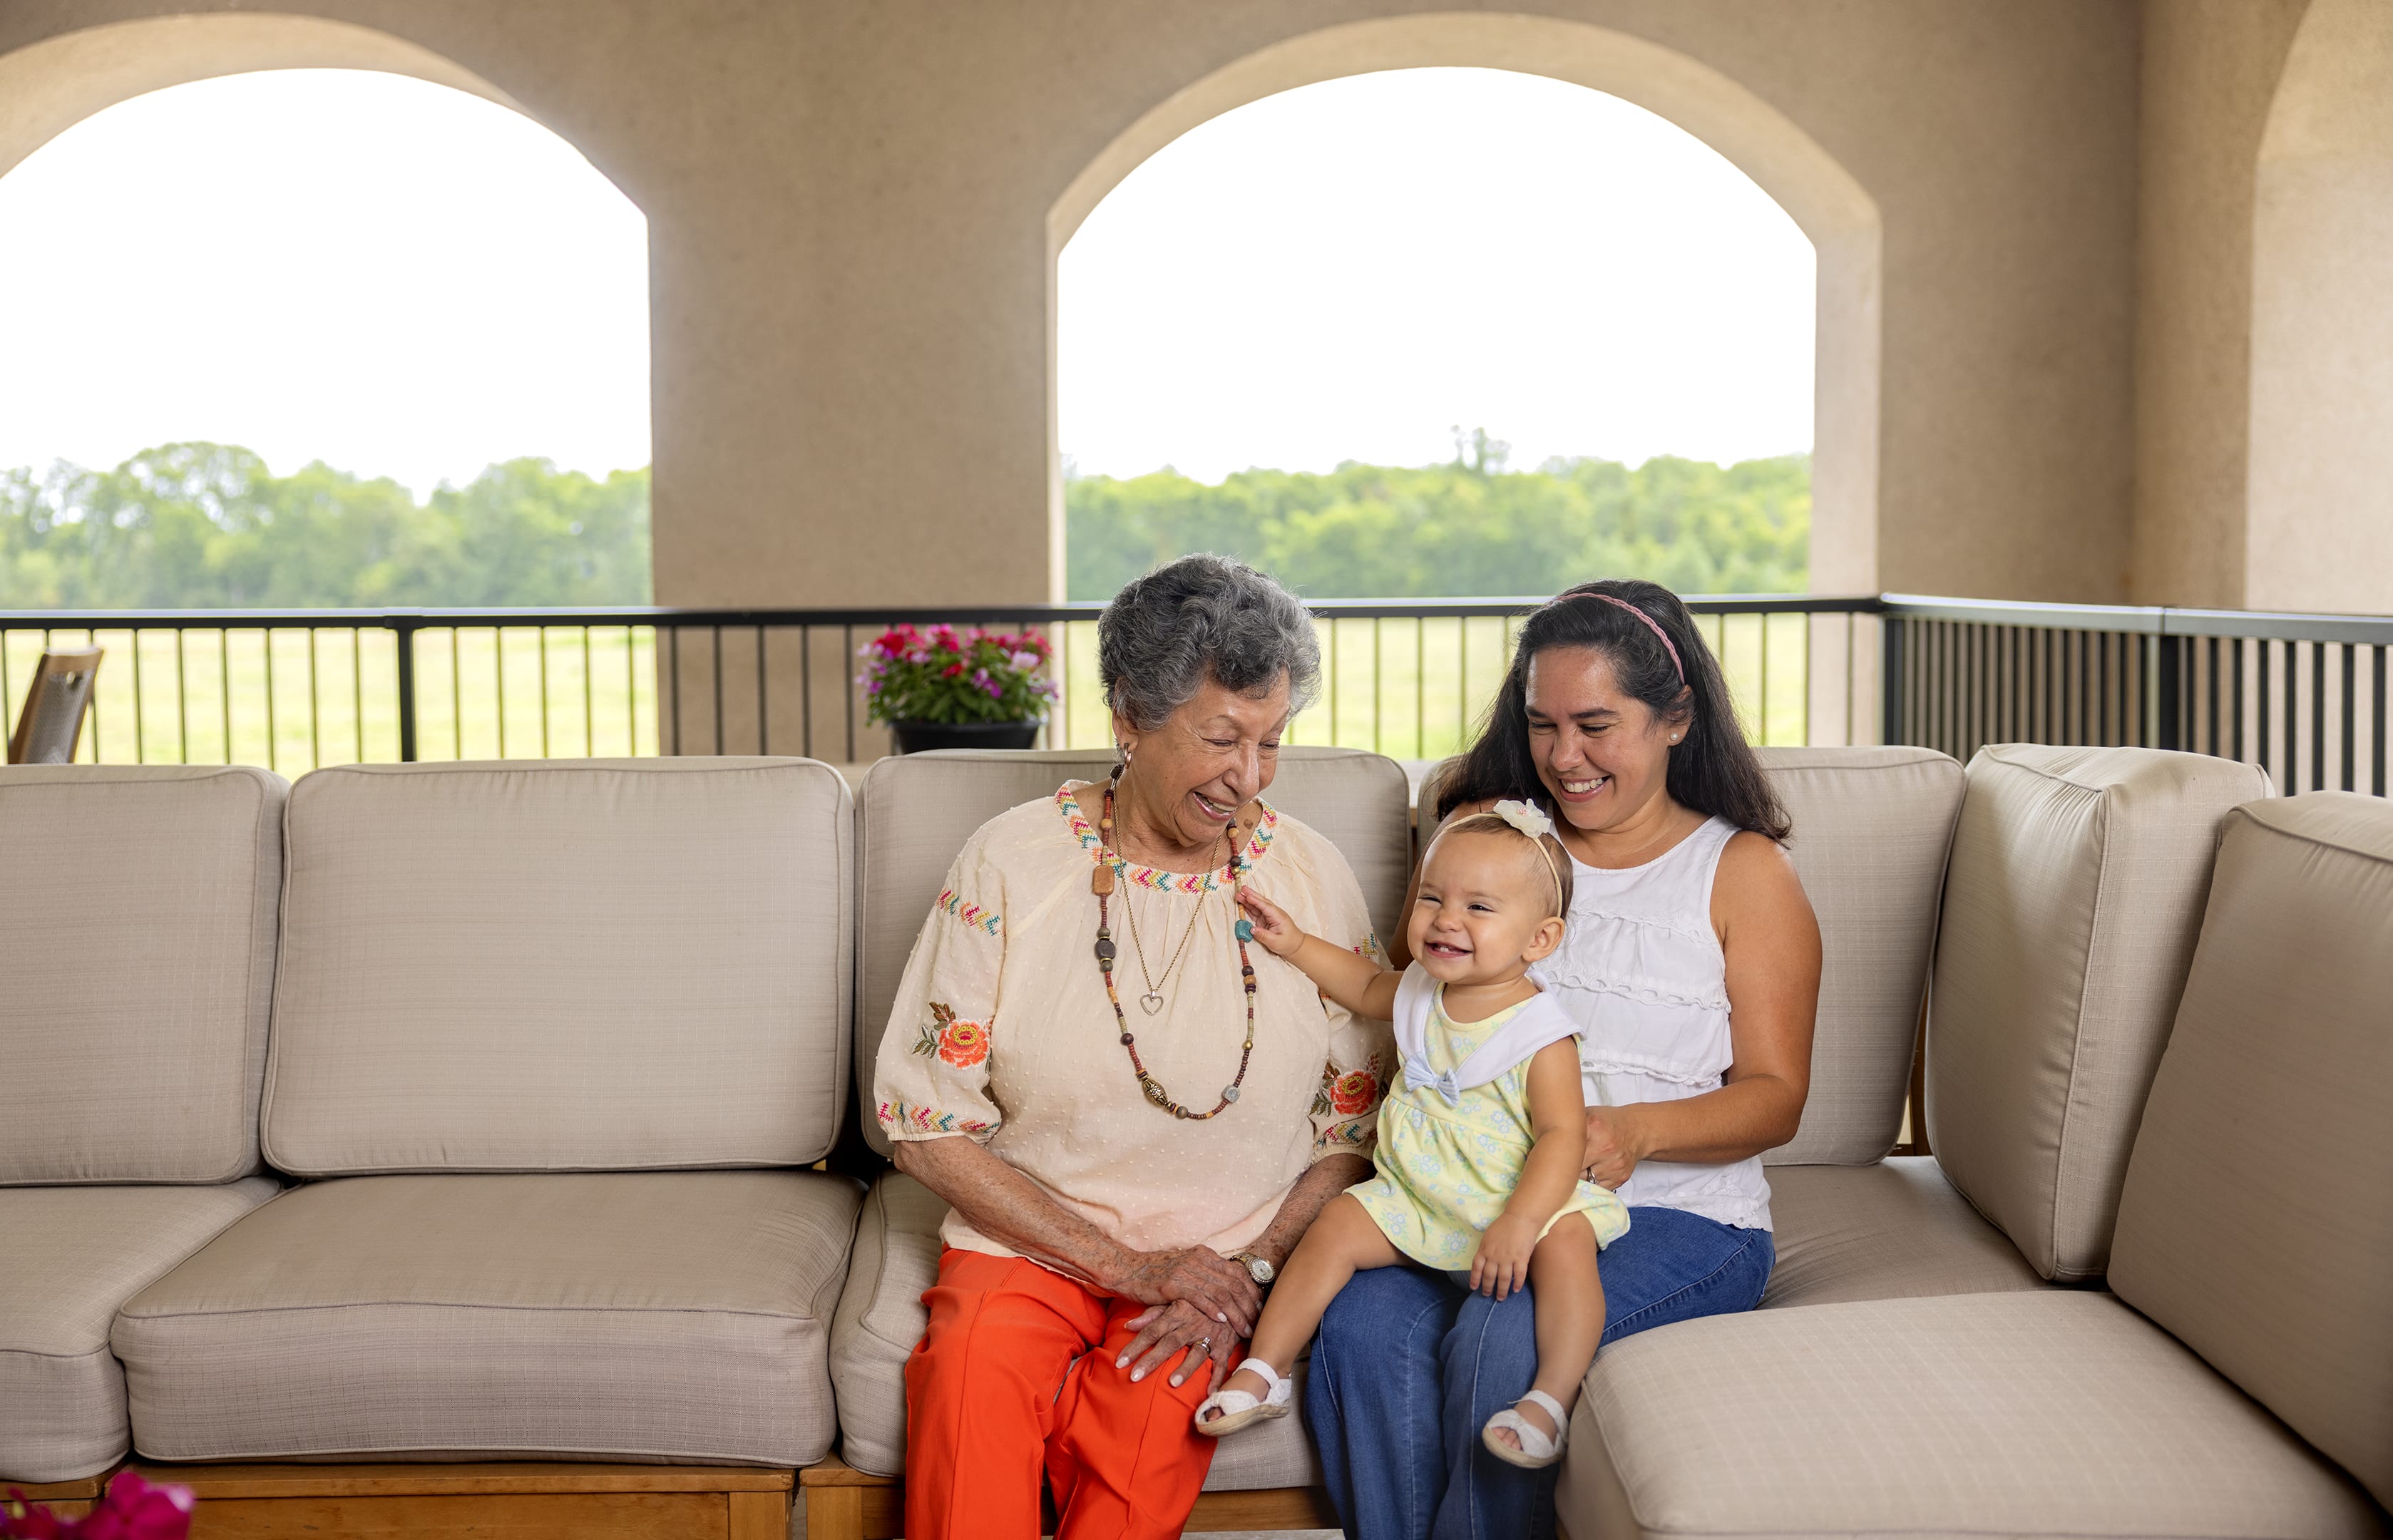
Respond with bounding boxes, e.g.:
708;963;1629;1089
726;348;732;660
1306;1206;1774;1540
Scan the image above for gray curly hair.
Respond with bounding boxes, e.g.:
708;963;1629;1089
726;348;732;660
1098;555;1323;732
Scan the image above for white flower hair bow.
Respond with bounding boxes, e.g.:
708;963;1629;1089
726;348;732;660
1492;799;1556;841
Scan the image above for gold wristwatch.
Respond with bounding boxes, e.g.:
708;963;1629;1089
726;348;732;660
1231;1250;1276;1287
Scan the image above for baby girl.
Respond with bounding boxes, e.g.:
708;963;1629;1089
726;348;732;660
1195;801;1627;1467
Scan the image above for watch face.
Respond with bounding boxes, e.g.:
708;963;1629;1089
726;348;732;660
1248;1256;1275;1284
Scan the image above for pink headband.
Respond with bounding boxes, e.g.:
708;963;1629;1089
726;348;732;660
1584;592;1685;687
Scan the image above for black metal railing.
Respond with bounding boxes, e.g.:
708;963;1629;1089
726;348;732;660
6;595;2385;796
1880;596;2390;796
0;597;1877;772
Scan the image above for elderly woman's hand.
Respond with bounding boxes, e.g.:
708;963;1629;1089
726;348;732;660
1116;1298;1241;1390
1107;1245;1262;1335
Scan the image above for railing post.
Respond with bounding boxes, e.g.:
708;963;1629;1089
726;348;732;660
1880;613;1905;746
2154;625;2183;752
392;612;420;762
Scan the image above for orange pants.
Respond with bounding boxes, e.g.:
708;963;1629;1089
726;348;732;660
903;1248;1226;1540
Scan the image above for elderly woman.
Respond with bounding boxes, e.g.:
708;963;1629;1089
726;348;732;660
874;555;1393;1540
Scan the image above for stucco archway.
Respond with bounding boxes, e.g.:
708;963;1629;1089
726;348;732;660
2247;0;2393;615
1044;11;1883;604
0;12;545;183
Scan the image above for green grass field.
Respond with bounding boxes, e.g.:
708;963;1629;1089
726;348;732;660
6;610;1845;774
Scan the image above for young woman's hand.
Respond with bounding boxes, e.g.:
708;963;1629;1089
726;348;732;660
1583;1105;1652;1190
1470;1211;1542;1300
1235;887;1305;958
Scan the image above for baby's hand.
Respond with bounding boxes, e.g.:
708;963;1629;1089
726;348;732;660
1235;888;1305;958
1470;1211;1540;1301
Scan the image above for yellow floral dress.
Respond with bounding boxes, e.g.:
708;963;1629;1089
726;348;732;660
1349;968;1631;1269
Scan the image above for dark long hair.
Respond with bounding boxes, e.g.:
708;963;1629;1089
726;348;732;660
1436;580;1791;841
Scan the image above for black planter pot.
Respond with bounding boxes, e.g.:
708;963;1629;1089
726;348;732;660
890;719;1043;754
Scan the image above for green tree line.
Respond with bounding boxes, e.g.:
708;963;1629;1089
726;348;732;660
0;442;651;607
0;436;1804;607
1067;438;1808;600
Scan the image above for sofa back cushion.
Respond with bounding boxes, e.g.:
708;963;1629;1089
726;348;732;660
262;759;852;1174
1927;744;2270;1280
0;765;285;1184
1758;747;1965;1165
856;746;1410;1156
2109;793;2393;1507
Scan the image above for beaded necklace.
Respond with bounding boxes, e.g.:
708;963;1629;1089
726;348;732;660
1091;771;1259;1119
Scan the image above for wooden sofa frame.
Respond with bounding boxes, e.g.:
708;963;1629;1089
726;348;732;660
799;1453;1335;1539
24;1458;1329;1539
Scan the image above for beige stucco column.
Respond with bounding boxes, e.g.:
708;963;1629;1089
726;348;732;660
2245;0;2393;615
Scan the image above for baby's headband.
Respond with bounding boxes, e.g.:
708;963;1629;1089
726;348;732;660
1491;799;1566;914
1579;592;1686;689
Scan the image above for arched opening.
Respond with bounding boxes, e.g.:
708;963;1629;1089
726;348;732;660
1047;12;1882;605
0;16;652;765
2248;0;2393;615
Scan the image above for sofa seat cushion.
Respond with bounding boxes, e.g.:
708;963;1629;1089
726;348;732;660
828;1174;1321;1490
1761;1156;2045;1310
0;1179;278;1483
1557;1291;2384;1540
114;1171;861;1467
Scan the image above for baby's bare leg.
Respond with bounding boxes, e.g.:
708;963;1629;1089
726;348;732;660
1203;1196;1398;1420
1492;1216;1606;1450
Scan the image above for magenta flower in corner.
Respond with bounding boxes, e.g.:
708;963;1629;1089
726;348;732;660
3;1472;195;1540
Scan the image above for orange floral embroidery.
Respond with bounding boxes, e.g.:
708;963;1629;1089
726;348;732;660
1330;1064;1379;1116
914;1001;992;1068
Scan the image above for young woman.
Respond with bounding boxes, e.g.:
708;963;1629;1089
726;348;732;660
1304;578;1823;1539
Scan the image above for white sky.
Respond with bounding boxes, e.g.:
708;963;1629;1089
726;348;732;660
0;70;649;498
0;65;1812;498
1059;67;1815;481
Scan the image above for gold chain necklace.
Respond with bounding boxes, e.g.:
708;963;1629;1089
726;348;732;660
1114;828;1225;1015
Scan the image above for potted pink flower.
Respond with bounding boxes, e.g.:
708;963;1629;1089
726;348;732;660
4;1472;195;1540
859;625;1059;754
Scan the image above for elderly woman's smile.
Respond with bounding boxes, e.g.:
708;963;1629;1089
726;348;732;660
1114;679;1291;861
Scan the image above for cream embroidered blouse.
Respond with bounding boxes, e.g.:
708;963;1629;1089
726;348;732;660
873;781;1394;1264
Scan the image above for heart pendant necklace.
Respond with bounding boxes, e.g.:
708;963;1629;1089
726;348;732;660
1114;836;1218;1015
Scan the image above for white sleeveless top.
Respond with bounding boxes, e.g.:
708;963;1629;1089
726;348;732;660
1531;815;1773;1231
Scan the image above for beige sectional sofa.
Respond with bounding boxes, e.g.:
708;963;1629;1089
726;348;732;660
4;741;2387;1540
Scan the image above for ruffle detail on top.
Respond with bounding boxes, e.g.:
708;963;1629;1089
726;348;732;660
1564;905;1718;946
1529;965;1731;1016
1582;1056;1723;1089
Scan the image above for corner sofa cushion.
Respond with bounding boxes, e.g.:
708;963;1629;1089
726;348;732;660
1557;1291;2385;1540
1927;744;2270;1280
0;765;285;1184
2111;793;2393;1508
854;747;1410;1155
1761;1157;2044;1310
826;1173;1321;1491
113;1171;861;1467
0;1179;278;1483
262;759;853;1174
1757;748;1964;1164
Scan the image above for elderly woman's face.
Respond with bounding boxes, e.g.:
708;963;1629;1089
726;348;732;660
1114;674;1291;854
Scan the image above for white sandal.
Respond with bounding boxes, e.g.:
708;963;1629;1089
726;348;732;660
1193;1359;1294;1437
1481;1389;1569;1469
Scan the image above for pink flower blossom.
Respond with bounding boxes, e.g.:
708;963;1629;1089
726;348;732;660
4;1472;195;1540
